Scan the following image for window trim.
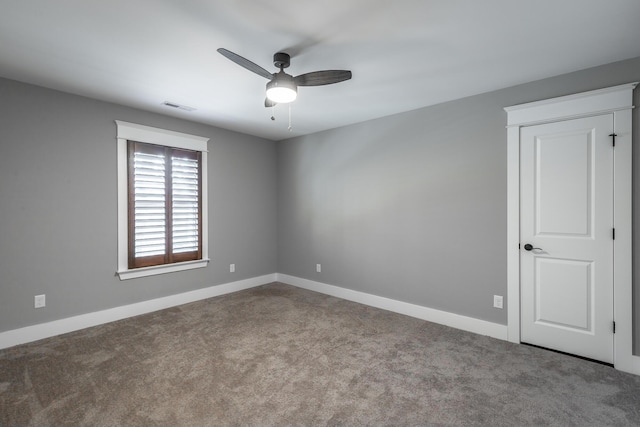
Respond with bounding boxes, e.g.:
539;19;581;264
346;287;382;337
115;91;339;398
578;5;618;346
116;120;209;280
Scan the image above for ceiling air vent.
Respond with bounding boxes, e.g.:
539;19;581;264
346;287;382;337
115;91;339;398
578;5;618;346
162;101;196;112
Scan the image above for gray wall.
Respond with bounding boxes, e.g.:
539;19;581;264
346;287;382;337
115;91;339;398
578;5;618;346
277;56;640;352
0;78;278;333
2;57;639;354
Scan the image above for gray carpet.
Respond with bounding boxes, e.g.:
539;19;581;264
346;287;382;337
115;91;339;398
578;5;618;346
1;282;640;426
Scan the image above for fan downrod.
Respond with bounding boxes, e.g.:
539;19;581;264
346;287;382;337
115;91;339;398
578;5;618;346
273;52;290;69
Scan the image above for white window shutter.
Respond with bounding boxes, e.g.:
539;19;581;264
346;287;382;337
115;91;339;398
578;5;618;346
133;151;166;257
171;154;199;254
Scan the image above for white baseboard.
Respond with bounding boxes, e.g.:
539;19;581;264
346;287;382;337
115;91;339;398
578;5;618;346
0;272;510;351
0;274;276;350
5;272;636;375
277;273;508;341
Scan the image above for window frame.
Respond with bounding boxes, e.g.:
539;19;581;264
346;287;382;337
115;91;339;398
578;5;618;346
116;121;209;280
127;140;203;269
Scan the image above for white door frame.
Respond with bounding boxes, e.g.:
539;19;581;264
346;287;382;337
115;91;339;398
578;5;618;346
505;82;639;375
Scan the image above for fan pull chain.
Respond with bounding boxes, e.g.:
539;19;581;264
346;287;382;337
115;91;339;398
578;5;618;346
288;104;293;132
271;105;275;121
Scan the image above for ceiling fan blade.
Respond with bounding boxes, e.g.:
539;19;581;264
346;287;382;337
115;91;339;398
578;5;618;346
265;98;277;108
294;70;352;86
217;48;273;80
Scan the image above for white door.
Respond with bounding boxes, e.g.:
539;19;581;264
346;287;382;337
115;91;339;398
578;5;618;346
520;114;614;364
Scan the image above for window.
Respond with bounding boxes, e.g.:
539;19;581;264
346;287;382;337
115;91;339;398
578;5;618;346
128;141;202;268
116;121;209;280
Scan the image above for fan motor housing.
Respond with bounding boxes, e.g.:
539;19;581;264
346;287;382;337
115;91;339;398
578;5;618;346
273;52;291;69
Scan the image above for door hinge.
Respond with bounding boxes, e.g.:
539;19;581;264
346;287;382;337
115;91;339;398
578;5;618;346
613;228;616;240
610;133;617;147
613;321;616;334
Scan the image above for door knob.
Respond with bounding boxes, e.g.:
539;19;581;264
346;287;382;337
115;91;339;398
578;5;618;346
523;244;542;251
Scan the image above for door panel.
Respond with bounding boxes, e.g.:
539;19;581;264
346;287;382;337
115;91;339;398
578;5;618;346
535;258;591;331
536;132;590;236
520;114;613;363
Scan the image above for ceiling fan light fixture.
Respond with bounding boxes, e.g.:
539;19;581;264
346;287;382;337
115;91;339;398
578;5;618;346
217;48;351;108
266;78;297;103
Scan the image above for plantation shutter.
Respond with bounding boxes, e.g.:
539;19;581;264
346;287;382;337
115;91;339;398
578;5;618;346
128;141;202;269
171;149;201;262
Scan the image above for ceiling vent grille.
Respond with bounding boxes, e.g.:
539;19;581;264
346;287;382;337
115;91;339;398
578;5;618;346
162;101;196;112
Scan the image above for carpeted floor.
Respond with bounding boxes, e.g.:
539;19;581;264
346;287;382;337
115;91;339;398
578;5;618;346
1;282;640;426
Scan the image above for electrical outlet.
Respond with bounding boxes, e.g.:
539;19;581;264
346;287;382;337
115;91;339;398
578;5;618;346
316;264;321;273
230;263;235;273
34;294;46;308
493;295;503;309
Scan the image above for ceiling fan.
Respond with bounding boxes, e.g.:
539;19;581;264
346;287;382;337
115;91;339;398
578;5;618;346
217;48;352;107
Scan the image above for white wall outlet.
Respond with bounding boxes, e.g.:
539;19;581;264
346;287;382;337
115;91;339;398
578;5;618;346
316;264;321;273
493;295;503;309
230;263;235;273
34;294;46;308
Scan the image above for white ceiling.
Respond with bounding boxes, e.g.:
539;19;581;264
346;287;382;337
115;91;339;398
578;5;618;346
1;1;639;141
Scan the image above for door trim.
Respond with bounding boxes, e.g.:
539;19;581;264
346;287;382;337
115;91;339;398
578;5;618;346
505;82;638;375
